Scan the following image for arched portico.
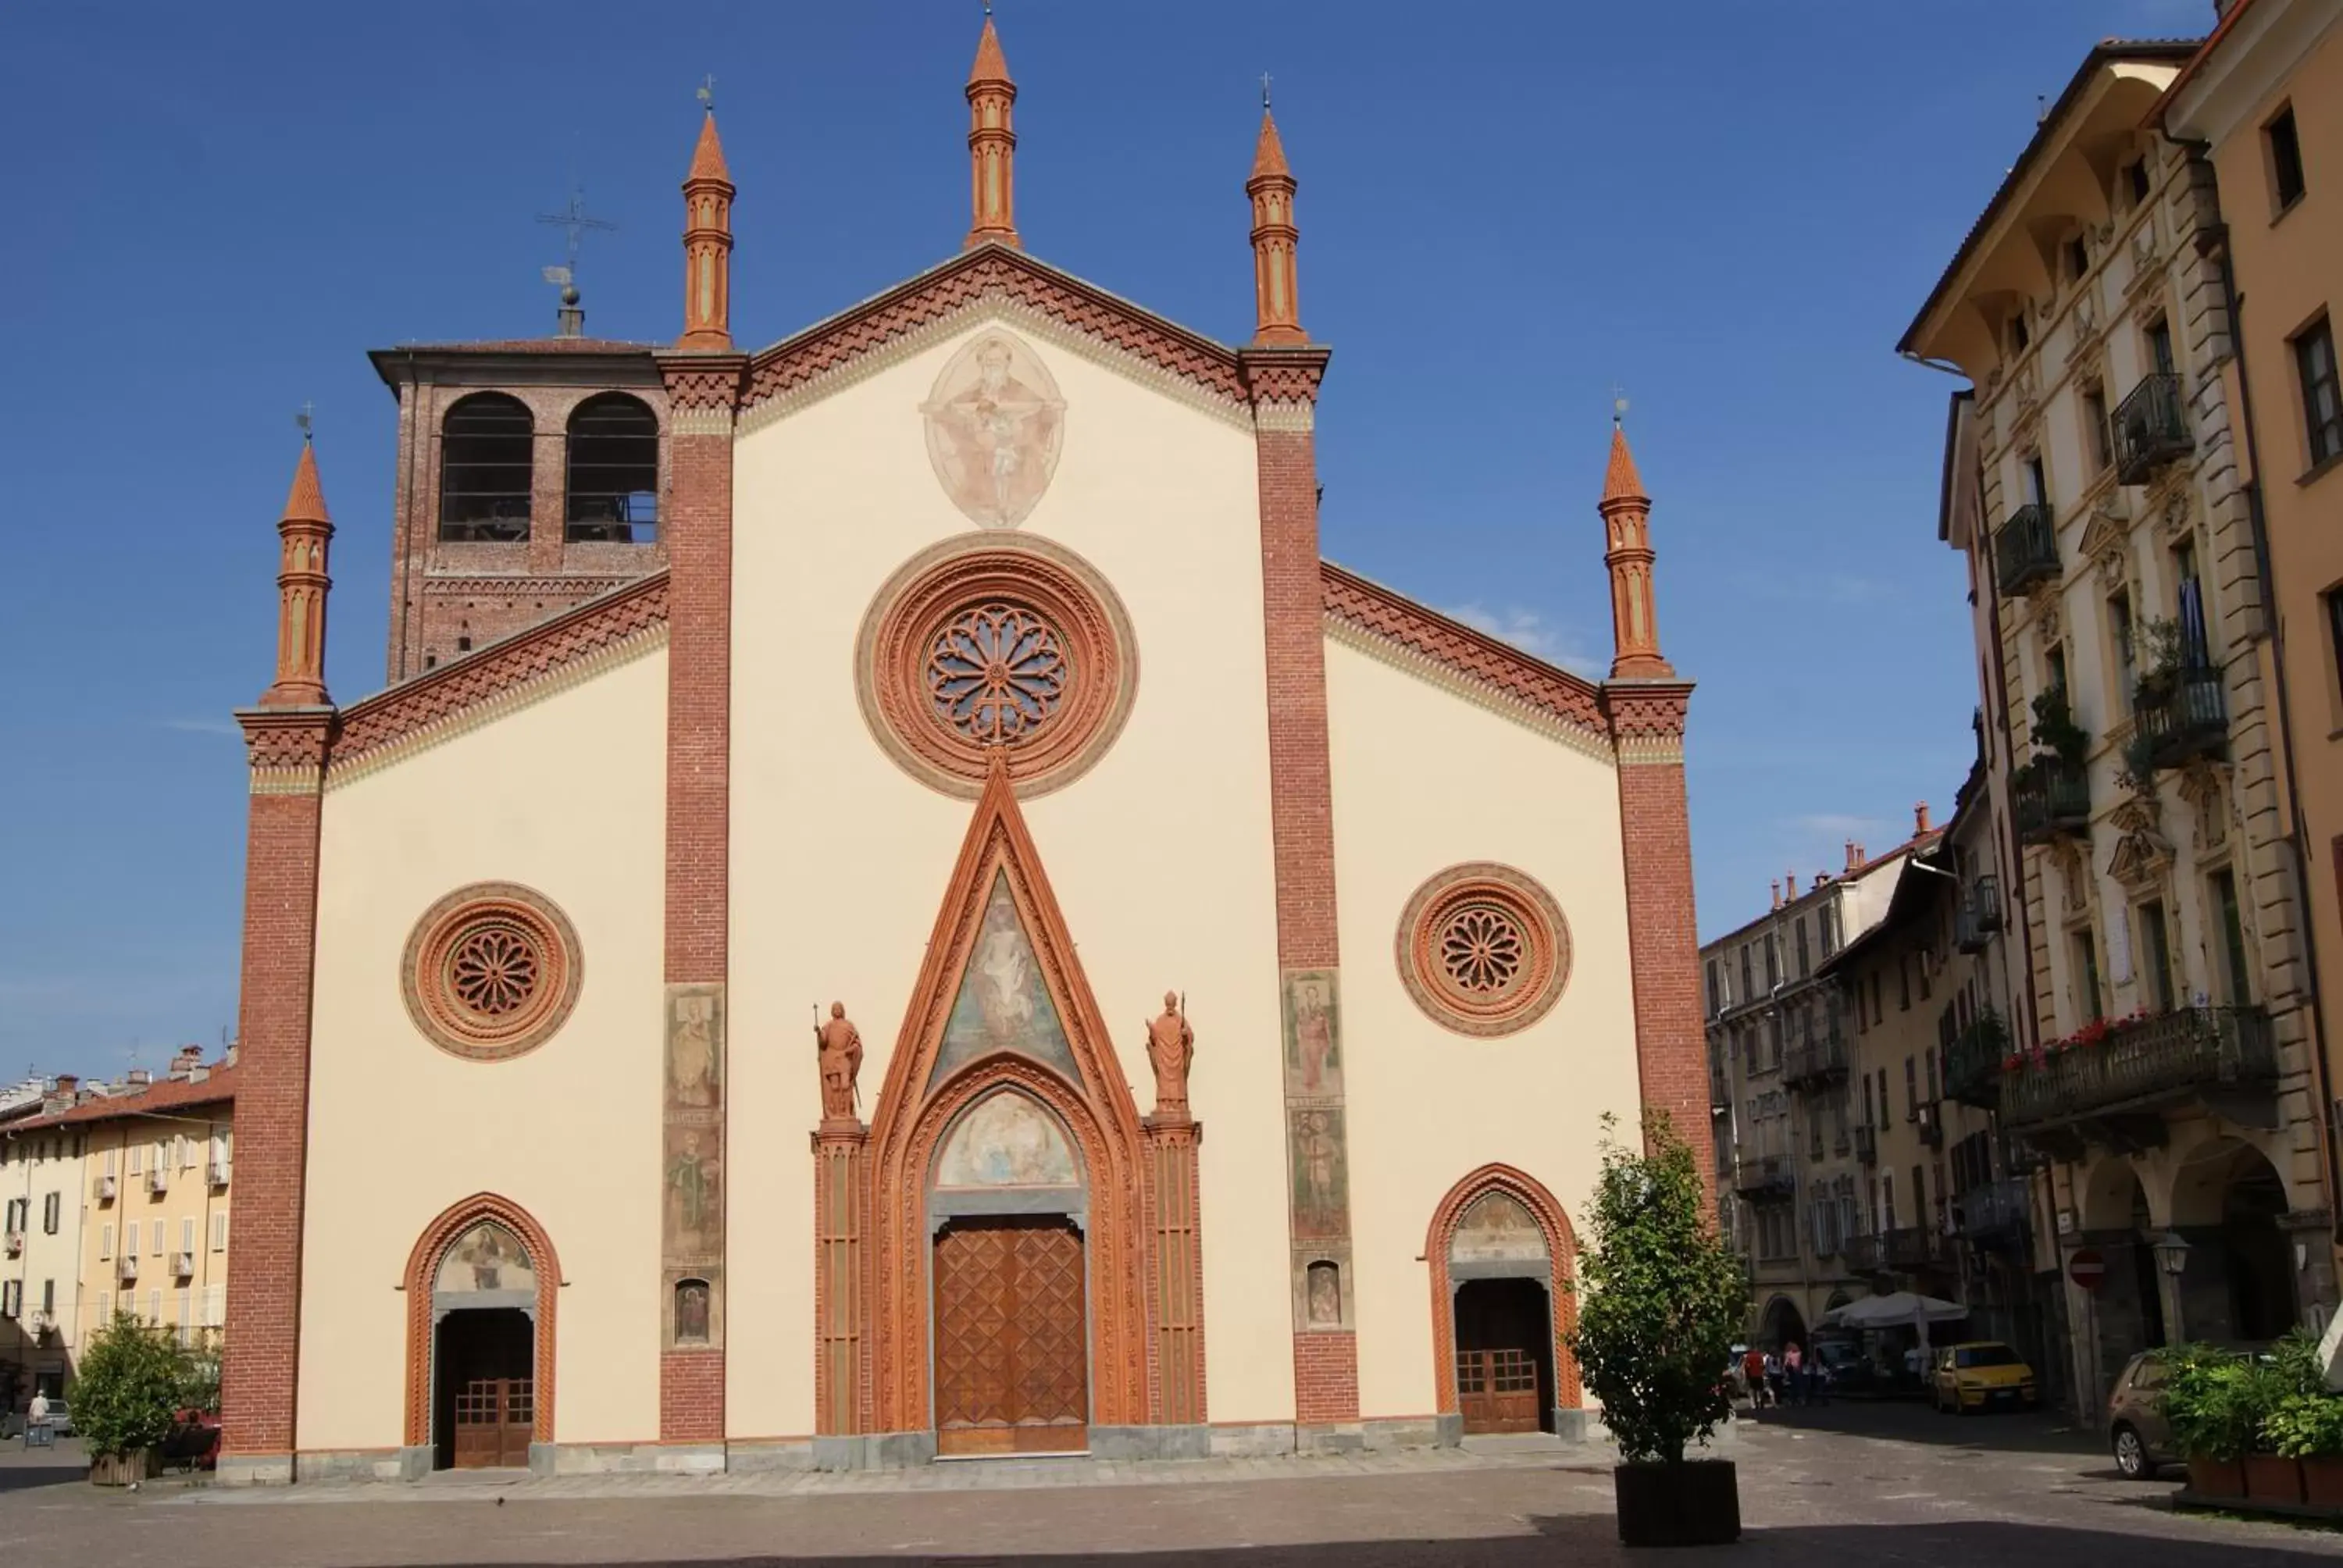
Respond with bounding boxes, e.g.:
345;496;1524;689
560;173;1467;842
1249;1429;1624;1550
401;1194;562;1470
1425;1165;1581;1441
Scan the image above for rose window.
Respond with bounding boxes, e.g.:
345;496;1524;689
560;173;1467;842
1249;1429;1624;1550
926;602;1070;743
858;536;1138;798
403;884;582;1060
1397;864;1571;1037
1439;903;1526;996
449;924;540;1018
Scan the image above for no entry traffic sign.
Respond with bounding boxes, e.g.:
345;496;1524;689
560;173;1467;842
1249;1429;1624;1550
2068;1247;2106;1291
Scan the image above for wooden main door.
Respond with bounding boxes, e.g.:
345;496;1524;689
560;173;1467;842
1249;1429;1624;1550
452;1376;534;1469
1454;1277;1553;1435
933;1217;1088;1456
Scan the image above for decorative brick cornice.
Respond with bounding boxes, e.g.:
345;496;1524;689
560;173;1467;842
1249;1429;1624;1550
656;352;747;431
1602;680;1696;765
1239;345;1329;405
1321;561;1608;740
330;572;672;780
742;248;1245;421
419;573;636;598
236;707;333;795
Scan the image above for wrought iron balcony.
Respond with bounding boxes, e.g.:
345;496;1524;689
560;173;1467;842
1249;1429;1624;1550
1853;1124;1878;1165
2003;1005;2278;1139
1917;1100;1945;1149
1733;1155;1797;1199
1950;1178;2032;1252
1955;875;2004;953
2133;668;2228;772
1783;1022;1850;1090
1993;503;2060;597
2115;372;2192;485
1883;1226;1945;1271
1945;1009;2010;1110
1842;1231;1885;1273
2012;756;2091;844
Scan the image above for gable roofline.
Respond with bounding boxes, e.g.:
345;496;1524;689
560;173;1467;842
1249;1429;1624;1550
2154;0;2259;130
1896;37;2201;358
10;1064;239;1132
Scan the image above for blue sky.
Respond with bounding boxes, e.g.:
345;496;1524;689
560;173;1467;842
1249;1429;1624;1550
0;1;2211;1081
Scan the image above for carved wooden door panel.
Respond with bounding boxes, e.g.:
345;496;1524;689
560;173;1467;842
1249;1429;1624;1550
1457;1349;1539;1434
452;1377;533;1468
934;1217;1088;1456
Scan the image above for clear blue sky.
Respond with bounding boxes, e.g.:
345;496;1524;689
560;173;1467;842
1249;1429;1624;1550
0;1;2211;1082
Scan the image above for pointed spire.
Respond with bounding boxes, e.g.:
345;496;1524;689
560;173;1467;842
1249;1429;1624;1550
1598;416;1673;681
963;13;1019;248
1246;97;1304;347
678;99;736;350
259;440;335;708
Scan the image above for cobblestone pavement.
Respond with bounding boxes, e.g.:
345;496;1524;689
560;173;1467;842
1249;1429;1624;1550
2;1405;2341;1565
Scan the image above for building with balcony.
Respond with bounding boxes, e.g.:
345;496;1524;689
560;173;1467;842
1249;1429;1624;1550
2163;5;2343;1331
1904;33;2333;1413
1703;818;1936;1348
0;1092;91;1411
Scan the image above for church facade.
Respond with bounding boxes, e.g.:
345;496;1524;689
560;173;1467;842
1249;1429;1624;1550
217;20;1706;1481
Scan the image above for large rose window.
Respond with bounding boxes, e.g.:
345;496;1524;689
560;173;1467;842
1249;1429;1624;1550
1396;864;1571;1037
403;883;583;1060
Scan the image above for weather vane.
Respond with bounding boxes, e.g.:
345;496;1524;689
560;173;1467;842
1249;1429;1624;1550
697;73;715;113
296;401;314;443
1261;72;1273;110
1610;383;1630;426
537;183;617;298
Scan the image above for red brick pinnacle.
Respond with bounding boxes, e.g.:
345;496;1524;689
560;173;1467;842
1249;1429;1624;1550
260;442;334;710
281;443;330;524
964;15;1019;248
1250;109;1292;180
1599;420;1672;680
687;111;730;184
1247;110;1303;347
1601;422;1646;504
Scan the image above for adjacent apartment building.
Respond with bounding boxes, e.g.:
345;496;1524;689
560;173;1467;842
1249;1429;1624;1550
0;1053;236;1414
1900;35;2331;1409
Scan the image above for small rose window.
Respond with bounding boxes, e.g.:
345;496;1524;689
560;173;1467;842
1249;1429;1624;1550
1396;864;1570;1037
403;883;582;1060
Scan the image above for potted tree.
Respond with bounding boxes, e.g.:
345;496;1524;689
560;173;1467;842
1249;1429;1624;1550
2163;1343;2277;1502
75;1310;187;1486
1566;1111;1748;1548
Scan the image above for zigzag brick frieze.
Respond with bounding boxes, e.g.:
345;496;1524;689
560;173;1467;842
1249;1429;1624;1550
331;572;671;770
1320;561;1607;735
745;249;1245;415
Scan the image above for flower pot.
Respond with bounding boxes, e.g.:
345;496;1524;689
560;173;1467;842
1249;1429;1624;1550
2185;1456;2246;1500
87;1448;155;1487
2244;1453;2306;1506
1613;1459;1741;1548
2300;1454;2343;1509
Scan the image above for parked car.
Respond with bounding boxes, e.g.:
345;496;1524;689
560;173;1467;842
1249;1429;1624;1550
1930;1341;2038;1413
39;1398;73;1437
2106;1349;2174;1479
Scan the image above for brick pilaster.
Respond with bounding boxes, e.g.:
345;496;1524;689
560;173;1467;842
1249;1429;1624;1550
811;1122;866;1438
656;352;744;1443
1142;1115;1207;1425
1241;344;1360;1425
1605;684;1710;1200
218;710;333;1477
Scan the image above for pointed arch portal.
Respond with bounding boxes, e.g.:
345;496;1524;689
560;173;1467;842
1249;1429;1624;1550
1426;1165;1581;1438
401;1193;562;1470
822;754;1179;1459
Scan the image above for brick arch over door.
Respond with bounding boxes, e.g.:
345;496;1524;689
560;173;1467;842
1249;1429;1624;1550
401;1193;563;1448
1425;1164;1582;1416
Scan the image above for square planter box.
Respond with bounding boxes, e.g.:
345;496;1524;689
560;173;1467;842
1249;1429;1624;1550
2302;1455;2343;1509
2185;1456;2245;1500
87;1449;155;1488
1614;1459;1740;1548
2244;1454;2306;1506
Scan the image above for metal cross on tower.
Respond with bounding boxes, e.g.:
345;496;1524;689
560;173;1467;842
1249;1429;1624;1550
537;184;618;283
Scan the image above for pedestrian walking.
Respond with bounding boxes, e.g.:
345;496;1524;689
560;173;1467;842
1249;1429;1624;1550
26;1390;48;1446
1740;1345;1767;1410
1785;1340;1805;1406
1763;1349;1783;1408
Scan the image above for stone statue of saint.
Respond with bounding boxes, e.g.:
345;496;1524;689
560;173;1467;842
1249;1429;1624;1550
1145;991;1194;1116
815;1002;863;1122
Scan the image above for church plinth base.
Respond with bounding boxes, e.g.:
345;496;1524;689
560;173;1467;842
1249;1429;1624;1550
216;1452;295;1487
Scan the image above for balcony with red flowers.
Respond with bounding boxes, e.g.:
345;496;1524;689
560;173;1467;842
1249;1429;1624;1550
2000;1005;2277;1158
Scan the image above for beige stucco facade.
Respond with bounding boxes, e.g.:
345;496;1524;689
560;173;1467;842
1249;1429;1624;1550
2;1128;87;1400
299;646;669;1452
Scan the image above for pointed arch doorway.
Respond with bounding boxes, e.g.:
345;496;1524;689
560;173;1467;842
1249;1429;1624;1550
401;1196;561;1472
1428;1167;1581;1439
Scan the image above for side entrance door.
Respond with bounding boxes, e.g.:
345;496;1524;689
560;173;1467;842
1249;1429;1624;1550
933;1216;1088;1456
452;1376;534;1469
1456;1349;1540;1434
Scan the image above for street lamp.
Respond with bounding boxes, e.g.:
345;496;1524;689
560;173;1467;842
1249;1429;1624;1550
2152;1231;2191;1278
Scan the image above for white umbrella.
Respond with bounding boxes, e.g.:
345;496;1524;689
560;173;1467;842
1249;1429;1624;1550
1819;1290;1966;1329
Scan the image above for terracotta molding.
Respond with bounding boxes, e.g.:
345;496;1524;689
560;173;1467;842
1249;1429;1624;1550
399;882;584;1062
330;575;671;780
1602;680;1694;765
1322;562;1609;737
1423;1165;1582;1418
860;757;1157;1436
399;1193;564;1449
743;248;1244;422
1394;864;1573;1039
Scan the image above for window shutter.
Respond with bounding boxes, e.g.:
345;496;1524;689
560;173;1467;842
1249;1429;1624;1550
211;1213;227;1252
100;1224;113;1260
148;1288;162;1324
105;1149;117;1178
203;1282;226;1327
152;1221;163;1256
126;1221;139;1257
95;1288;109;1323
177;1288;191;1330
129;1144;141;1175
180;1217;194;1254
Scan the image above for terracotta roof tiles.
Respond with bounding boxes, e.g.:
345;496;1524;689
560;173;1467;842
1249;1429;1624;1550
968;16;1011;86
282;443;330;525
11;1064;238;1131
1250;109;1292;182
688;111;731;184
1601;422;1645;504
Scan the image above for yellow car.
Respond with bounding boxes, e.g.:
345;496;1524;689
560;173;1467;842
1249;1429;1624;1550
1931;1341;2038;1413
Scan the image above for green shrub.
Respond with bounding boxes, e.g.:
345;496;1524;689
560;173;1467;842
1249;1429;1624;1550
73;1312;190;1460
2264;1393;2343;1459
2163;1343;2286;1461
1564;1111;1747;1466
